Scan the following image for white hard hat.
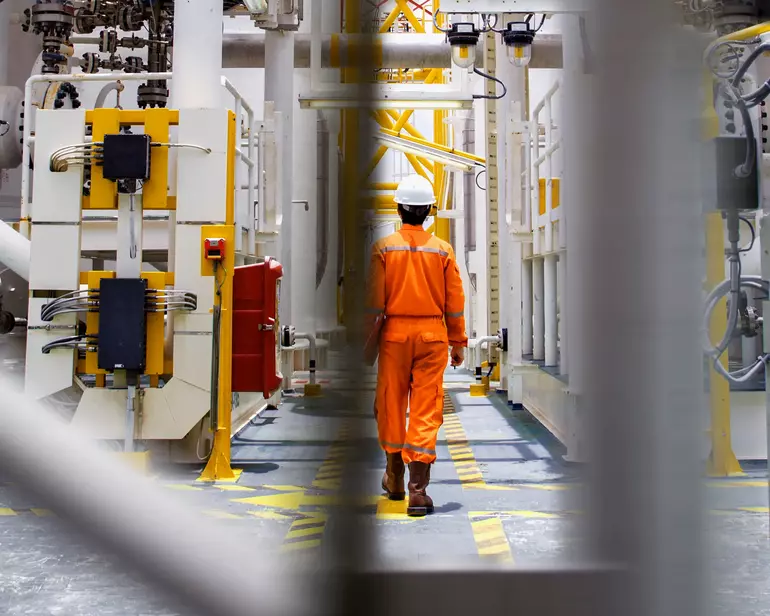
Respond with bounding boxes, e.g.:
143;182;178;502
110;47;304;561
394;175;436;211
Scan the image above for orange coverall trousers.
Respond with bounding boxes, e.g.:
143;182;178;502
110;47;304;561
374;316;448;465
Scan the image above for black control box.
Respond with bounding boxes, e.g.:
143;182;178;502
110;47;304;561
102;133;151;181
97;277;148;372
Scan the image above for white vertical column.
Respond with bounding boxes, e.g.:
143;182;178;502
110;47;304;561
315;0;341;334
532;257;544;361
172;0;223;107
561;14;586;395
292;0;317;336
543;80;558;367
169;0;224;358
558;253;567;374
0;1;9;85
544;253;557;366
522;258;533;356
265;30;295;328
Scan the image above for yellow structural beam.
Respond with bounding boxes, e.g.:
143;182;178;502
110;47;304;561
394;0;425;32
198;110;240;483
372;111;433;177
705;212;744;477
379;127;486;166
365;69;441;181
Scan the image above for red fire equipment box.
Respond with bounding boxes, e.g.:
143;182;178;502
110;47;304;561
231;257;283;398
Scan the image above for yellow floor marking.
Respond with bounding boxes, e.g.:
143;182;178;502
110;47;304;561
293;512;328;524
248;510;295;521
285;525;326;539
706;481;769;488
737;506;770;513
376;497;422;522
30;508;54;517
234;491;379;510
282;539;322;552
214;485;256;492
469;516;514;564
524;484;571;491
164;484;204;491
262;484;309;492
275;423;351;552
442;394;506;491
0;508;16;516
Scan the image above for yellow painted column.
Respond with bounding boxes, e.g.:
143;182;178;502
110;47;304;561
705;212;743;476
199;111;240;483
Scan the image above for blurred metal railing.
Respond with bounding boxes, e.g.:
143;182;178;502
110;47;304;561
0;0;708;615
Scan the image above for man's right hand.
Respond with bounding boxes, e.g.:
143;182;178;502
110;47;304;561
450;346;465;367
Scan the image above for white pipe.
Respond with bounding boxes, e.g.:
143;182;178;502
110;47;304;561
522;259;533;356
544;254;558;366
221;33;564;70
533;257;545;361
315;0;342;333
0;2;9;85
0;379;312;616
292;2;318;336
172;0;222;108
544;95;554;255
0;220;31;281
558;254;567;375
265;31;295;330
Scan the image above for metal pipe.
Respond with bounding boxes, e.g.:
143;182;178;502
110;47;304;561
265;30;295;330
317;115;329;288
172;0;222;109
222;33;563;70
0;379;314;616
522;259;533;356
0;220;30;281
544;253;558;366
295;332;317;386
581;2;705;613
94;81;124;108
532;257;545;361
69;32;564;70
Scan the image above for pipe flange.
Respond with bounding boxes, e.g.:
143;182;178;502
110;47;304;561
137;83;169;109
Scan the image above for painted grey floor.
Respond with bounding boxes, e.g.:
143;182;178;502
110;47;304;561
1;335;770;613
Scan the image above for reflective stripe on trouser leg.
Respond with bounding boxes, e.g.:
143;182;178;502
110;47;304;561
375;332;411;454
402;333;448;465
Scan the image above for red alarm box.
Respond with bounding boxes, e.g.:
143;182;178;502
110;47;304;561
231;257;284;398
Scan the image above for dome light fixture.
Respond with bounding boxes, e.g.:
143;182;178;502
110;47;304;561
447;22;480;70
503;21;536;67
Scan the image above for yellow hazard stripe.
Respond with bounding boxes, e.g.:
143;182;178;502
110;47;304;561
469;515;514;563
280;423;350;552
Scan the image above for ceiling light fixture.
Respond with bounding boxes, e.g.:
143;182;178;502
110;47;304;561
503;21;536;67
447;22;480;70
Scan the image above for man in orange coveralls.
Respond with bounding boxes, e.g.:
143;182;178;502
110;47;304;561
366;174;468;517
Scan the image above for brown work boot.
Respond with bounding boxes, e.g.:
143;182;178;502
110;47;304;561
407;461;434;517
381;452;405;501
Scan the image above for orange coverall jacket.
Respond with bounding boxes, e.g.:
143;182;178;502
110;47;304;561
366;224;468;464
